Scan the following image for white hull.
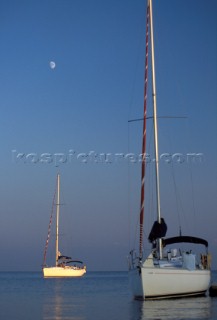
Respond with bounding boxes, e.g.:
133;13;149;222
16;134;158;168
43;266;86;278
129;266;210;299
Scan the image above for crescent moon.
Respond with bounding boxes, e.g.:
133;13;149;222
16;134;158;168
49;61;56;69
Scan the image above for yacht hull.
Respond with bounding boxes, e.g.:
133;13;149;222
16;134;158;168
43;266;86;278
129;266;210;299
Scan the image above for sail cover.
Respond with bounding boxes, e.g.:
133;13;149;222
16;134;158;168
148;218;167;242
65;260;83;264
162;236;208;248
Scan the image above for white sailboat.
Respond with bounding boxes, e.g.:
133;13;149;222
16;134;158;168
42;174;86;277
128;0;211;299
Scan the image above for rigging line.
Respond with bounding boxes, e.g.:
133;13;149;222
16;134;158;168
127;110;155;251
143;122;154;244
127;9;146;121
127;121;133;251
127;121;140;252
133;213;141;252
167;120;192;234
59;185;69;254
42;176;58;266
166;125;186;233
183;118;197;233
170;161;182;230
188;161;197;233
139;2;150;260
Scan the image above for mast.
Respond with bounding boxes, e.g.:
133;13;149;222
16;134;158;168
149;0;162;258
56;174;60;266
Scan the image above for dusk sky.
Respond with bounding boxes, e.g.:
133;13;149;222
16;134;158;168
0;0;216;271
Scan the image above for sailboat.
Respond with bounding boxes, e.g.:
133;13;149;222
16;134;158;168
42;174;86;277
128;0;211;299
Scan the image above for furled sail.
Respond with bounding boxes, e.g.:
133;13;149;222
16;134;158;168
148;218;167;242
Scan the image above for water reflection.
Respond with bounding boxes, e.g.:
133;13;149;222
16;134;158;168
130;296;212;320
42;279;85;320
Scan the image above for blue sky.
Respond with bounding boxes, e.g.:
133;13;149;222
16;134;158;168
0;0;216;271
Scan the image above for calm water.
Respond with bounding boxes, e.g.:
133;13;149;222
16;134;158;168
0;271;216;320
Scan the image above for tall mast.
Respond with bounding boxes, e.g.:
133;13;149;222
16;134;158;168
56;174;60;266
149;0;162;258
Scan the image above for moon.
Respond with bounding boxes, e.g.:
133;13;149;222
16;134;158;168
49;61;56;69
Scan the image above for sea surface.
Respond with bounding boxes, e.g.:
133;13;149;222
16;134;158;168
0;271;216;320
